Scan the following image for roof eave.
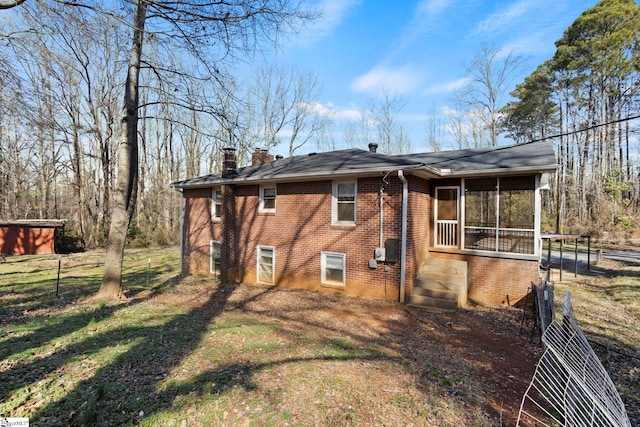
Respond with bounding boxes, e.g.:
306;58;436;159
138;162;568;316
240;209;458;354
171;164;426;189
438;164;558;178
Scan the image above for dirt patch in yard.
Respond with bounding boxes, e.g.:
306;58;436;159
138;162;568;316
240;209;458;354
147;279;545;426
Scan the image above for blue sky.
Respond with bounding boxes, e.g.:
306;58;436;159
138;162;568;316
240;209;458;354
256;0;602;156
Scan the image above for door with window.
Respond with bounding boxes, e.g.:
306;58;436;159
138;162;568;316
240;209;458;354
435;187;459;247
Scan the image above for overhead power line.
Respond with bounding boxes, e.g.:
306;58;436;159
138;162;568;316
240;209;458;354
420;114;640;167
529;114;640;144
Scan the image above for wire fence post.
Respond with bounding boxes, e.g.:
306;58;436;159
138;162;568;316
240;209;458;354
56;254;62;297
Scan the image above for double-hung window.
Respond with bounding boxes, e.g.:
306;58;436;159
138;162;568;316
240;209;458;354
332;181;356;225
321;251;346;286
210;240;221;275
257;245;275;284
211;188;222;221
260;185;276;212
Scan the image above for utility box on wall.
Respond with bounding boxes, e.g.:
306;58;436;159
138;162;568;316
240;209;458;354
385;238;399;263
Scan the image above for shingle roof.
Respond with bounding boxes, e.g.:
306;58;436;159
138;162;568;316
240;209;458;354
171;142;557;189
394;142;558;177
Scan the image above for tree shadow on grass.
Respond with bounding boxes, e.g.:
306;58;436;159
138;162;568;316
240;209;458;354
24;279;239;425
0;249;178;325
0;272;190;403
0;302;126;361
10;279;398;426
0;266;178;328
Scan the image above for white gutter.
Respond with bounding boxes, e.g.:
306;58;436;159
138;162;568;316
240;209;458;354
437;164;558;178
397;170;408;303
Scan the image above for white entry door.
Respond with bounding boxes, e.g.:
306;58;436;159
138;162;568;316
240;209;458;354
435;187;459;247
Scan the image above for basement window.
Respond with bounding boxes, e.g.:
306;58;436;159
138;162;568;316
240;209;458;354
257;245;275;284
210;240;221;275
321;251;346;286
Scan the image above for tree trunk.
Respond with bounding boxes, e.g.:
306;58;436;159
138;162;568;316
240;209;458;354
99;1;147;299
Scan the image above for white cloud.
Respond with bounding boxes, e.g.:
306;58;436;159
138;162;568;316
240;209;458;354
351;65;425;96
440;105;459;117
474;0;537;35
390;0;453;57
416;0;452;17
499;26;564;60
300;102;362;121
424;77;470;95
300;0;360;44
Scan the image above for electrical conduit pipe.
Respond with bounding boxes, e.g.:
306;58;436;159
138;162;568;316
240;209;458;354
397;170;408;303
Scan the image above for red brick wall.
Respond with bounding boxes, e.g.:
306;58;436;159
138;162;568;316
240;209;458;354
182;188;223;274
183;176;411;300
405;177;431;298
181;175;538;306
429;252;538;306
227;177;406;300
0;226;56;255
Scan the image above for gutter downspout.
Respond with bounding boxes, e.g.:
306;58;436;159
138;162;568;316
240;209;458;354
397;170;408;303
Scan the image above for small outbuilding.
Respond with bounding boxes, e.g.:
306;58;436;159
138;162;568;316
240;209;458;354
0;219;66;255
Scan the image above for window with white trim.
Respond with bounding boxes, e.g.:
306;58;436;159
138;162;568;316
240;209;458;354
332;181;356;224
321;251;346;286
211;188;222;221
257;245;275;284
210;240;221;275
259;185;276;212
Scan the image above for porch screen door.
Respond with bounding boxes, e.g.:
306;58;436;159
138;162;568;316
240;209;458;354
435;187;459;247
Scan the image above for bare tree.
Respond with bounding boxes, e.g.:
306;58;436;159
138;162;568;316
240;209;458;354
454;44;527;147
2;0;316;299
342;108;369;149
287;71;323;156
368;89;411;154
104;1;315;298
247;65;322;155
425;106;444;152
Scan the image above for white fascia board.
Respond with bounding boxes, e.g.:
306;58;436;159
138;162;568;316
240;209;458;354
438;164;558;178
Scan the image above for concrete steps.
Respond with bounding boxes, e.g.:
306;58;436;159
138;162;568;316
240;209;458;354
409;258;468;309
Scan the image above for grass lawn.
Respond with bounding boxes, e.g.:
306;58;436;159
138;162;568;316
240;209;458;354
1;247;638;426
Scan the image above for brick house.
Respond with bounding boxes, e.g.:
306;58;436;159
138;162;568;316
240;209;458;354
171;142;557;307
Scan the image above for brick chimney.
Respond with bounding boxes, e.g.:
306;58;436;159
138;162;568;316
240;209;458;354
222;147;237;177
251;148;274;165
368;142;378;153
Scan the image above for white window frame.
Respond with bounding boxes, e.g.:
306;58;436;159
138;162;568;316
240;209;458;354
259;184;277;213
211;187;222;221
210;240;221;275
257;245;275;284
321;251;346;286
332;181;357;225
